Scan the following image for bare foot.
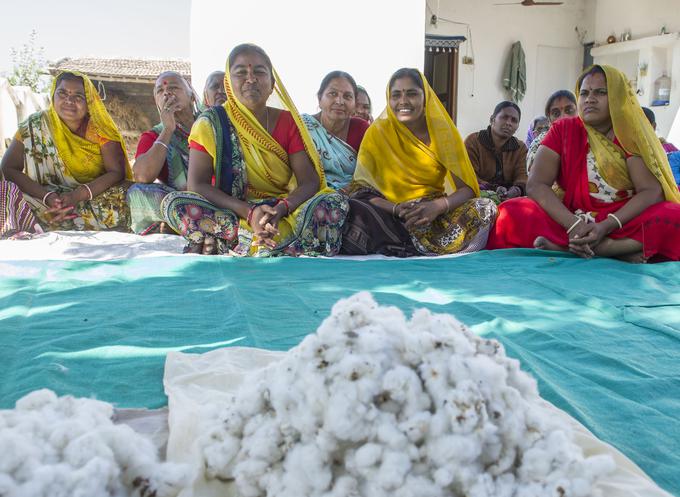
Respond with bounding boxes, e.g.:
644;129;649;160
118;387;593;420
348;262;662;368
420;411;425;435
202;236;217;255
183;241;204;254
533;236;567;252
615;251;648;264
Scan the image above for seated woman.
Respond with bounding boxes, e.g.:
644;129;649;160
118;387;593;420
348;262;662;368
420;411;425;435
341;68;497;257
355;85;373;123
203;70;226;107
642;106;679;153
488;65;680;262
126;71;201;234
525;115;549;148
1;70;131;237
302;71;369;191
526;90;577;173
161;43;348;256
464;101;528;204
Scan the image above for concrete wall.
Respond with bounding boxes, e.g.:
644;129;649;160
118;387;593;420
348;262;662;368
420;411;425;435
428;0;592;140
190;0;425;119
591;0;680;143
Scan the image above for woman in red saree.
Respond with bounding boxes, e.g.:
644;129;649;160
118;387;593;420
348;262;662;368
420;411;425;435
487;65;680;262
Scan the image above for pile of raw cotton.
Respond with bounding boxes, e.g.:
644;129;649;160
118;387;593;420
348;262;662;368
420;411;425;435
0;389;188;497
200;292;614;497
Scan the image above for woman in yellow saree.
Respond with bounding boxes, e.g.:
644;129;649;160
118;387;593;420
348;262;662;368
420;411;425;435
1;71;131;236
161;44;348;255
341;68;497;256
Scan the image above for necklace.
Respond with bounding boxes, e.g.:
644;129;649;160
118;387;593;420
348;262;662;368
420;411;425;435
266;107;269;133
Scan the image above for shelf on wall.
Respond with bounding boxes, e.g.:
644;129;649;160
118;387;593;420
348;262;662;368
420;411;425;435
590;32;679;57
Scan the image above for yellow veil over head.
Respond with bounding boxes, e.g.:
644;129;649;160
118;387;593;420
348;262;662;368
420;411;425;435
47;71;131;183
221;44;328;199
578;64;680;203
353;69;479;204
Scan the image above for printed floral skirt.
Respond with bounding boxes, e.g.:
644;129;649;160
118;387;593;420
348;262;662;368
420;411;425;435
410;197;498;255
21;181;131;232
126;183;176;234
161;191;349;256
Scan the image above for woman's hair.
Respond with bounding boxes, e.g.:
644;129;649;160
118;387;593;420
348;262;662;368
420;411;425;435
530;115;549;130
576;65;606;90
492;101;521;120
544;90;576;117
388;68;424;93
356;85;371;106
54;71;84;89
156;71;192;94
317;71;357;100
642;106;656;126
228;43;273;73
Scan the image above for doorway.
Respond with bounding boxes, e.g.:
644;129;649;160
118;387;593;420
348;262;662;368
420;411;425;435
424;35;465;123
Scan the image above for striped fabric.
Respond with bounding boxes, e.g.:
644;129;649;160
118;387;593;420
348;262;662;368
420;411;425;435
0;180;38;238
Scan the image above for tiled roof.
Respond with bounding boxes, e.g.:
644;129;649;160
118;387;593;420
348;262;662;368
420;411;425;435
49;58;191;81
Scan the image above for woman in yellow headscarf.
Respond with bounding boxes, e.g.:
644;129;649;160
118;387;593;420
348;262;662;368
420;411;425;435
488;65;680;262
161;44;348;255
0;71;131;236
341;68;497;256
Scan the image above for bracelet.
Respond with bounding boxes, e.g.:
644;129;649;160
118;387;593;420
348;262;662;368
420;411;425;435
247;204;256;225
83;183;94;201
607;213;623;230
154;140;169;151
279;198;290;215
443;197;451;214
566;217;582;235
392;203;400;218
42;191;56;204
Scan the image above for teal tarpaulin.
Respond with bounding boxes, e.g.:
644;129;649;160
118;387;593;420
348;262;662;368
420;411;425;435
1;249;678;495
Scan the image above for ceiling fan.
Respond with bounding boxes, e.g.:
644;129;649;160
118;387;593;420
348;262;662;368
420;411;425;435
494;0;564;6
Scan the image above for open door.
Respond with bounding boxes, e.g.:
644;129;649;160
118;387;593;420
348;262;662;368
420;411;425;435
424;35;465;123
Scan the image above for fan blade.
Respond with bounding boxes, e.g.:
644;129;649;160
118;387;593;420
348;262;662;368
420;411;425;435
530;1;564;4
493;2;522;4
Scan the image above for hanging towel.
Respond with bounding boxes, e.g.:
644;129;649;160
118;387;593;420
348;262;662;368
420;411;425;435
502;41;526;103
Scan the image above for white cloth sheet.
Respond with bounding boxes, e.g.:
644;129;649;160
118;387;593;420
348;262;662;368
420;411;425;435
163;347;672;497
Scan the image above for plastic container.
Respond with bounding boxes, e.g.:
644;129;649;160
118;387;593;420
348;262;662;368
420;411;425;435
652;71;671;106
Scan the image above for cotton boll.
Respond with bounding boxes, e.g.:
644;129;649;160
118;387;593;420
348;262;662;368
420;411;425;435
399;411;431;444
353;442;383;468
1;389;188;497
14;389;58;411
376;450;411;489
202;431;241;479
198;293;613;497
321;474;359;497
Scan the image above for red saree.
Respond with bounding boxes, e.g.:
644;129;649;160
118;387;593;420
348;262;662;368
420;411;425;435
487;117;680;260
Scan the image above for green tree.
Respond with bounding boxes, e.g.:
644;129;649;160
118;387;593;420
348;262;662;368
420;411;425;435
8;30;48;92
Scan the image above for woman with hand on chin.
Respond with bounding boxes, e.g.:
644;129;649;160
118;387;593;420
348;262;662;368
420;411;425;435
488;65;680;262
1;70;131;237
161;43;348;256
126;71;202;234
341;68;497;256
302;71;369;191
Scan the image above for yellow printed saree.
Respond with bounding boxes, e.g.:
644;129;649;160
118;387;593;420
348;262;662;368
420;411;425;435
15;71;131;231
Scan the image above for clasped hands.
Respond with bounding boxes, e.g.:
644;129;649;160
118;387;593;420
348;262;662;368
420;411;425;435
394;197;447;230
44;189;87;223
248;202;287;249
567;218;610;258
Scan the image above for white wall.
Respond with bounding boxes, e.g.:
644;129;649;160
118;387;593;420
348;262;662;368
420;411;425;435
190;0;425;118
594;0;680;41
591;0;680;143
427;0;591;140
